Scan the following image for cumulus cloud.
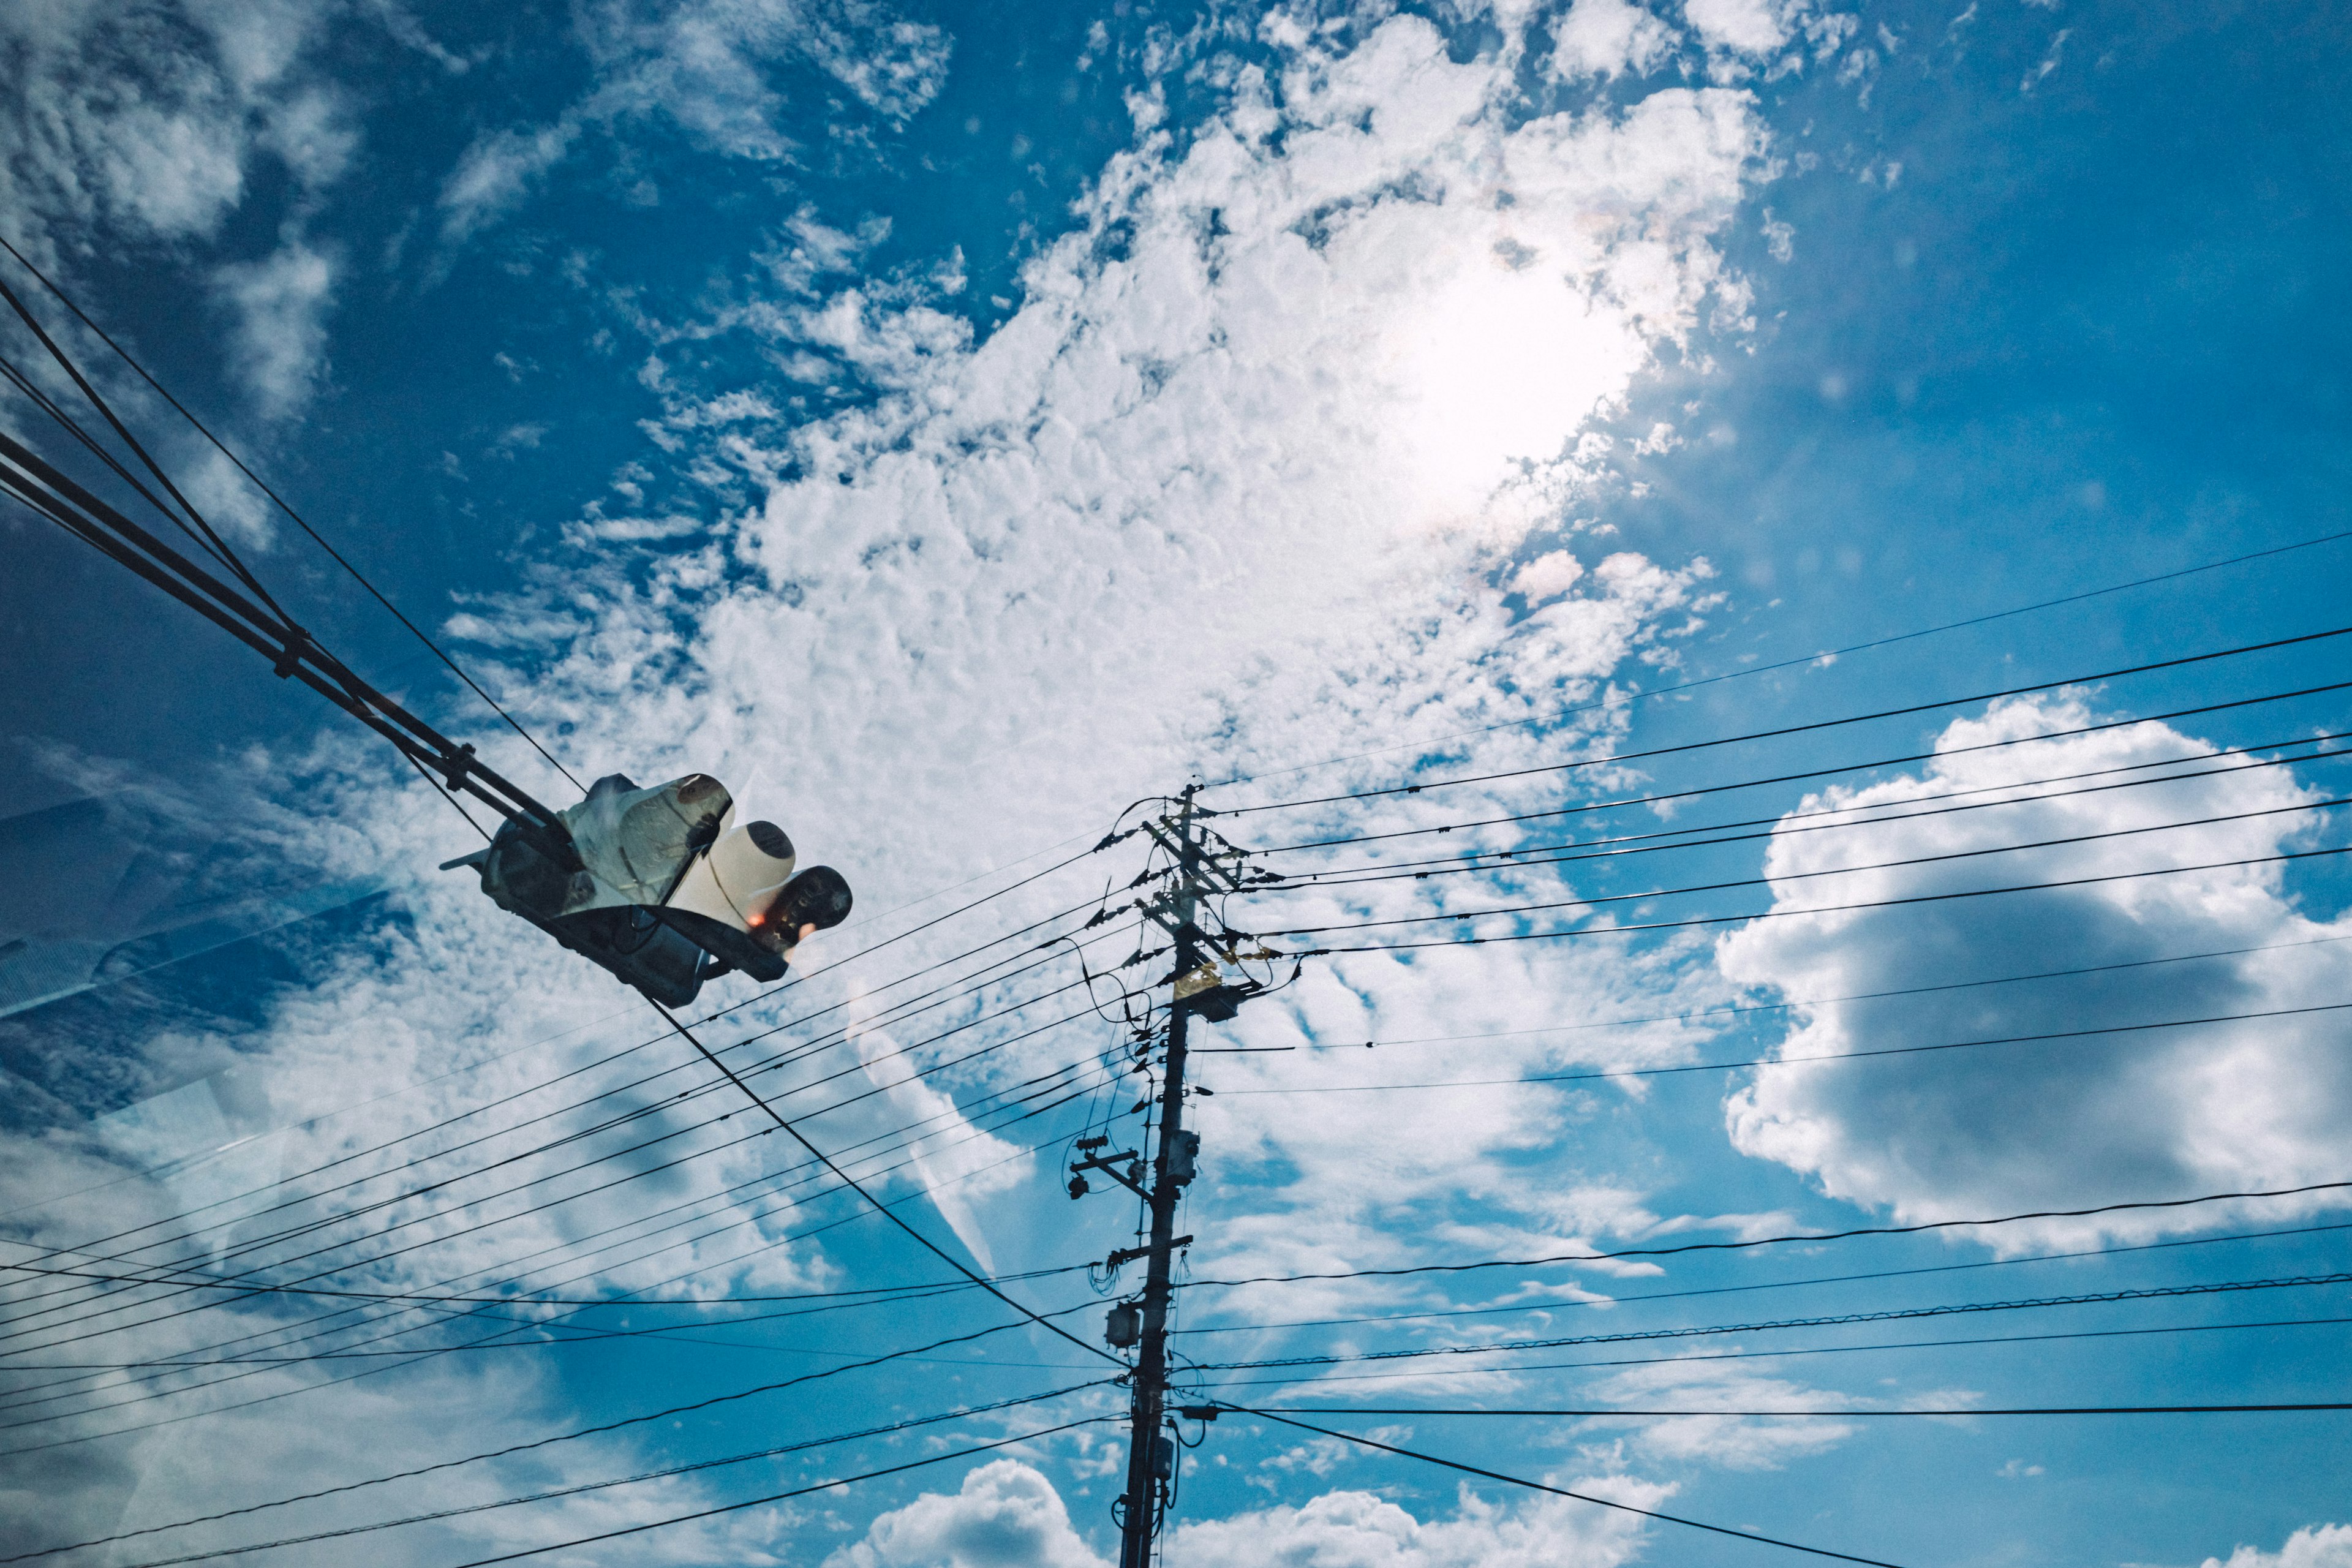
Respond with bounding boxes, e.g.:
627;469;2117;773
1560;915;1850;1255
1583;1357;1853;1469
439;120;587;243
210;238;338;419
439;0;952;243
823;1460;1104;1568
528;15;1775;1321
1549;0;1679;80
0;0;362;439
1169;1473;1668;1566
0;8;1781;1557
0;0;348;256
2203;1525;2352;1568
1718;695;2352;1246
1552;0;1684;81
1683;0;1796;58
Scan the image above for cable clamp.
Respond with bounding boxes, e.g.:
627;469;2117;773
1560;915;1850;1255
272;626;309;678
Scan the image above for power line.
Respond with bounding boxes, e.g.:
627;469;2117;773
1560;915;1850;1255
1252;676;2352;854
1200;999;2352;1097
0;1284;1073;1470
1288;843;2352;957
0;1068;1125;1374
1203;525;2352;794
0;1044;1122;1426
1175;1180;2352;1290
0;827;1126;1247
0;921;1137;1349
1196;1314;2352;1391
0;1006;1119;1382
0;1381;1109;1568
0;1071;1120;1446
0;232;584;793
1274;732;2349;890
0;1001;1125;1422
1213;621;2352;814
1255;1401;2352;1417
1262;794;2352;940
1238;932;2352;1058
432;1415;1112;1568
646;998;1123;1369
1169;1220;2352;1338
1188;1272;2352;1376
1218;1406;1909;1567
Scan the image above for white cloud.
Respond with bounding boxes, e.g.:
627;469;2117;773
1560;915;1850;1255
2203;1525;2352;1568
0;0;355;432
1583;1357;1853;1469
2020;27;2070;94
1719;695;2352;1248
1512;550;1588;602
0;10;1779;1556
1169;1473;1669;1566
210;237;337;419
823;1460;1105;1568
439;0;952;244
1548;0;1679;81
0;0;342;254
1683;0;1796;58
440;119;587;243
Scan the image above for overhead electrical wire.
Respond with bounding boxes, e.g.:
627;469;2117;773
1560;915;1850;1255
0;300;568;845
1250;674;2352;854
0;232;584;793
431;1415;1113;1568
0;1059;1122;1390
1;900;1121;1300
1200;999;2352;1098
1220;1405;1909;1567
0;1084;1122;1449
1260;794;2352;941
1257;1400;2352;1417
0;919;1144;1351
0;805;1141;1257
1174;1180;2352;1291
0;1006;1124;1373
1197;1313;2352;1391
0;1035;1128;1428
0;1272;1096;1472
644;1000;1123;1368
1210;620;2352;814
0;976;1138;1415
0;907;1147;1382
1284;843;2352;957
0;982;1124;1382
1185;1271;2352;1376
1169;1219;2352;1339
1215;932;2352;1059
1203;522;2352;794
0;1380;1113;1568
1270;731;2350;890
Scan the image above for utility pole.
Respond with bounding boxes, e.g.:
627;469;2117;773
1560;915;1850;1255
1065;786;1261;1566
1115;786;1200;1568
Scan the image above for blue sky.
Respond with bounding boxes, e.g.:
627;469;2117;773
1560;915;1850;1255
2;2;2349;1566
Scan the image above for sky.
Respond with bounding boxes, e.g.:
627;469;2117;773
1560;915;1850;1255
1;1;2350;1566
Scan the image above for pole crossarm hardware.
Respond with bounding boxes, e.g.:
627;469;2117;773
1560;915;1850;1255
1056;787;1269;1567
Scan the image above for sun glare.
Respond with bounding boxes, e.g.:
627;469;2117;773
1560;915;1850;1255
1387;255;1643;512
